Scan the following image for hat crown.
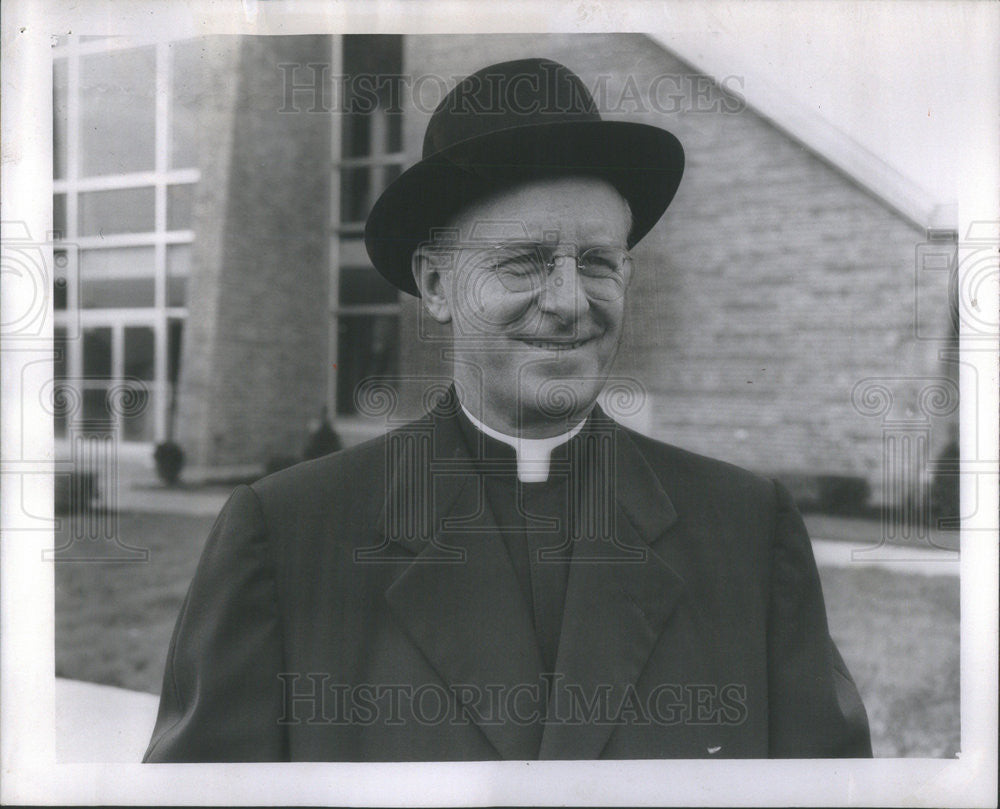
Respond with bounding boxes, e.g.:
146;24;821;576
422;58;601;159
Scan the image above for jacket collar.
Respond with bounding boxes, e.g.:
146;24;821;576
377;392;685;759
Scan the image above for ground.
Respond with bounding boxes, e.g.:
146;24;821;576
54;510;959;758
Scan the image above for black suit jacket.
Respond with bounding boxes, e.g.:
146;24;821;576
144;399;871;761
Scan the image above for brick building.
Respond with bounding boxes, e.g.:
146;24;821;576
52;33;957;507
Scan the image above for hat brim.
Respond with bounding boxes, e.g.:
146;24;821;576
364;120;684;297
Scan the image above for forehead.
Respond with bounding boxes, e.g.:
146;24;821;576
446;175;630;243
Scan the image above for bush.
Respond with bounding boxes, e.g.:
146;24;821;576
153;441;185;485
816;475;871;514
774;472;873;516
773;473;819;508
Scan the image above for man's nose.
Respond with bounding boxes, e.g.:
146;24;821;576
537;256;589;322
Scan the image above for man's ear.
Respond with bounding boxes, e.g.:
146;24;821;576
412;245;453;323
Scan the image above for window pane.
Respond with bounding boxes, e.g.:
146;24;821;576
167;183;194;230
52;326;74;438
53;194;67;237
166;276;187;307
121;386;154;441
79;186;155;236
53;58;68;180
166;243;190;276
167;244;190;306
80;246;155;278
340;166;370;224
78;382;153;439
83;388;110;424
54;326;69;379
343;112;371;158
124;326;155;381
336;314;399;415
79;47;156;176
54;327;68;436
342;33;403;156
167;319;184;385
81;278;155;308
82;327;112;377
339;265;399;305
165;319;184;439
122;328;157;441
343;35;403;81
170;39;203;169
386;112;403;153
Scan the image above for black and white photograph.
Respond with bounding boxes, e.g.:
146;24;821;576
1;0;997;805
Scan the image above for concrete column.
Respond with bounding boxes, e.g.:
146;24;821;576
177;35;332;477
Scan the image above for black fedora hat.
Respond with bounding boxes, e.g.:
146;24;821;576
364;58;685;297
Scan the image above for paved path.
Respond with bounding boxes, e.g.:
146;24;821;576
811;538;959;577
114;484;231;517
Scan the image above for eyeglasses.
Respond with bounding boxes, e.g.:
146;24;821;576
467;241;632;301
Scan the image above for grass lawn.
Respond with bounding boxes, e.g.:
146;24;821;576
55;511;959;758
817;566;959;758
54;511;210;696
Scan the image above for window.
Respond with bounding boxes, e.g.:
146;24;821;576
52;36;203;442
332;36;405;418
78;47;156;176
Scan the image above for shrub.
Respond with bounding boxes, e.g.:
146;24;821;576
816;475;871;515
153;441;185;485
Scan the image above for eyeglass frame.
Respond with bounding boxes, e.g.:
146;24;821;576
418;238;635;302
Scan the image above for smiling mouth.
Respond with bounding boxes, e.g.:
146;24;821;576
519;338;592;351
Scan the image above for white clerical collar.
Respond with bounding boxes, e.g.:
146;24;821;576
460;403;586;483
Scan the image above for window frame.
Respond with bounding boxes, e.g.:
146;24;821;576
329;35;405;432
52;35;201;445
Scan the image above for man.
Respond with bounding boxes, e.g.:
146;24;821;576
144;58;871;761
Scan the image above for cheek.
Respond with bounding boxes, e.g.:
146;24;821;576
451;274;535;334
593;299;627;338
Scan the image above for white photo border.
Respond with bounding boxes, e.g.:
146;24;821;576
2;0;997;806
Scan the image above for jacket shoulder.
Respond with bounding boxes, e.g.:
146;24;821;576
247;415;437;518
251;432;384;497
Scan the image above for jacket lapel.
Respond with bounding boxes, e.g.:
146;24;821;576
376;400;686;760
380;402;546;759
538;413;686;759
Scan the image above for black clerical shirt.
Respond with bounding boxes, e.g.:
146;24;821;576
454;408;590;673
